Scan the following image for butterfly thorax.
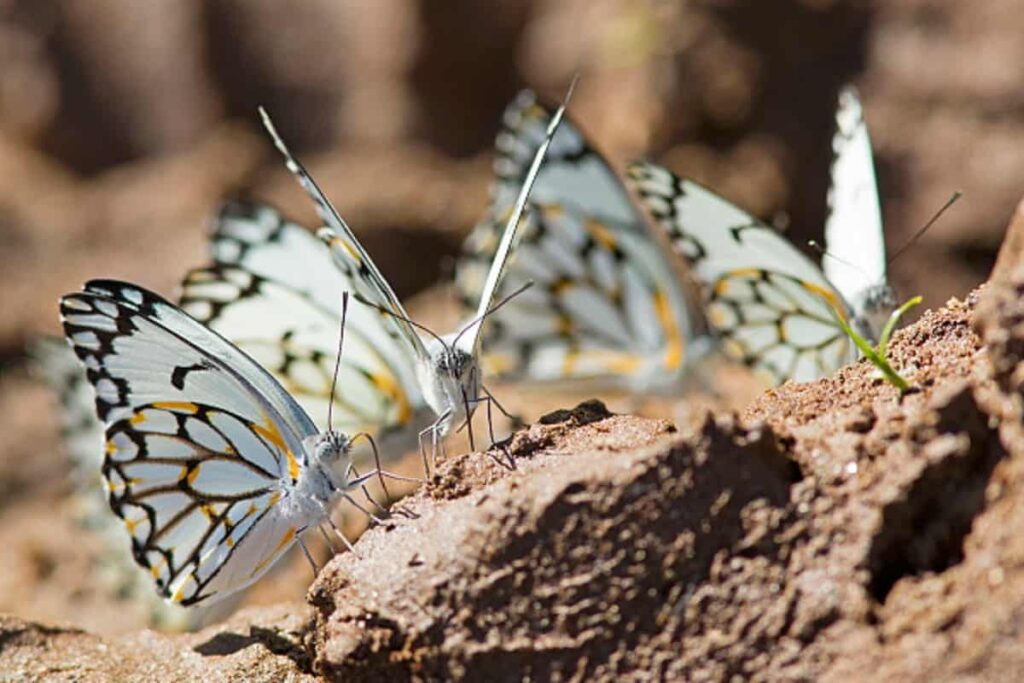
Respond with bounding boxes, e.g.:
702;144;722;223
298;430;352;503
850;283;897;344
417;334;480;436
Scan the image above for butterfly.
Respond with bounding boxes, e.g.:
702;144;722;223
61;280;379;606
455;90;706;393
627;86;896;385
178;199;432;456
259;82;574;465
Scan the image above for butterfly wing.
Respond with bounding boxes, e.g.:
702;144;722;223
824;86;887;308
457;87;572;355
30;337;105;485
259;110;431;368
456;91;701;390
179;200;425;439
628;162;858;384
61;280;318;606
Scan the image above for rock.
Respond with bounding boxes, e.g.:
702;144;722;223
308;402;797;680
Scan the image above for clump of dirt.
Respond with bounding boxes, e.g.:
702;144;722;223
309;400;794;681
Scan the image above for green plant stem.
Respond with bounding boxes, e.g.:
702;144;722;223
878;296;922;357
828;295;922;393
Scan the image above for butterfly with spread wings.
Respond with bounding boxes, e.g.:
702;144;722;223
455;90;707;393
628;86;896;385
61;281;378;606
259;83;574;465
178;200;432;455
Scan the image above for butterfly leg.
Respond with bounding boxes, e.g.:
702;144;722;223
483;393;517;471
324;514;358;555
461;386;518;438
460;386;477;453
346;464;390;520
341;492;386;525
487;397;516;471
480;387;502;446
473;393;505;464
433;426;442;469
417;426;433;478
318;524;341;554
435;418;449;464
459;397;516;470
296;531;320;576
461;387;517;469
424;410;451;472
348;431;394;505
480;384;517;423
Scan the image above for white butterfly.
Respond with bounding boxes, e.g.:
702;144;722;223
179;200;433;455
55;195;442;609
259;85;572;463
627;86;896;384
61;280;378;606
455;90;706;393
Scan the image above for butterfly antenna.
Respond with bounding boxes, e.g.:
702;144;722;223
327;292;349;433
888;190;962;266
808;239;869;277
360;297;448;350
453;281;534;349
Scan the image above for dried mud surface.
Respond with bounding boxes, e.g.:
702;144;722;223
305;286;1023;682
7;270;1024;681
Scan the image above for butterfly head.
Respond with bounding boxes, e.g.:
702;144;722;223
313;429;350;464
307;429;353;491
852;283;897;343
418;334;481;433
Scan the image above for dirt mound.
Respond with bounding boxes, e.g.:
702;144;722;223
14;246;1024;682
301;280;1024;681
3;268;1024;680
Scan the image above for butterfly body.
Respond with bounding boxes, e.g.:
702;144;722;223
300;430;354;500
261;84;573;461
416;335;480;438
848;282;897;342
316;224;484;452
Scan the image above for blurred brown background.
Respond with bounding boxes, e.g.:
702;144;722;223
0;0;1021;632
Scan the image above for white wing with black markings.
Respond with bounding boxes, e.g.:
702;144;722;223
456;91;703;392
628;162;859;384
178;200;427;441
61;280;322;606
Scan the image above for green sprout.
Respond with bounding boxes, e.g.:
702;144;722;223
831;296;922;392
